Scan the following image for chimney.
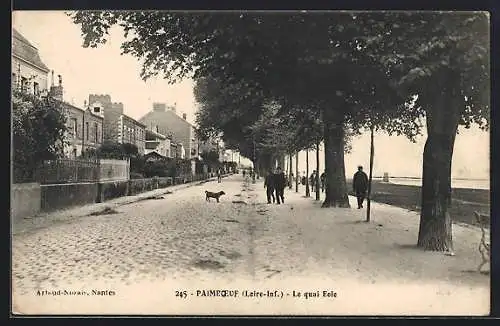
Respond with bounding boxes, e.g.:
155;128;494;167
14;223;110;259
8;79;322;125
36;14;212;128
182;113;187;120
153;103;166;112
51;70;55;86
49;72;63;101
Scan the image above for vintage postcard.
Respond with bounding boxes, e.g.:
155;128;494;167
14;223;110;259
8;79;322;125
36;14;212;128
11;10;490;316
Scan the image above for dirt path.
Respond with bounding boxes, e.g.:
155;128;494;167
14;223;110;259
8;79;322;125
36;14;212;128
12;175;489;315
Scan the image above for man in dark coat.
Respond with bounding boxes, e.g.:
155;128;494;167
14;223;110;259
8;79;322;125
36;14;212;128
353;165;369;209
320;171;326;193
274;167;286;204
217;168;222;183
264;170;276;204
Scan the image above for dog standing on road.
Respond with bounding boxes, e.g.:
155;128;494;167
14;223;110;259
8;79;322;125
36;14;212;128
205;190;226;203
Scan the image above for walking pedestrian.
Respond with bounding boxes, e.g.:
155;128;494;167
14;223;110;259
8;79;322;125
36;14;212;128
274;167;286;204
301;171;306;185
217;167;222;183
289;173;294;189
264;170;276;204
320;170;326;193
310;170;317;192
353;165;369;209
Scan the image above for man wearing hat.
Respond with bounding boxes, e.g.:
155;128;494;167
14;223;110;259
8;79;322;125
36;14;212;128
353;165;369;209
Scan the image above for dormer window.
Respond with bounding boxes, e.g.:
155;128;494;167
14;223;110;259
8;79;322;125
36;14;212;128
93;106;101;113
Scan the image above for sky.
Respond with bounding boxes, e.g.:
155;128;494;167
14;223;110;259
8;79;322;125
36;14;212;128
12;11;490;179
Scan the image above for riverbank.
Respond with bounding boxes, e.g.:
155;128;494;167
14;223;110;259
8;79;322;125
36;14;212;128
378;177;489;190
346;180;490;227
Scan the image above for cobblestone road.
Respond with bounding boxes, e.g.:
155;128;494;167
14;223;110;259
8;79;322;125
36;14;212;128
12;175;289;313
12;174;489;315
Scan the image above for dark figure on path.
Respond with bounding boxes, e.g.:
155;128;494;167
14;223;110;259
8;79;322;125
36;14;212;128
289;173;294;189
243;170;246;177
264;170;276;204
353;165;369;209
274;167;286;204
320;171;326;193
217;168;222;183
310;170;317;192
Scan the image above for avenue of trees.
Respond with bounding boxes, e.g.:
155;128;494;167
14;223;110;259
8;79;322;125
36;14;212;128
69;11;489;252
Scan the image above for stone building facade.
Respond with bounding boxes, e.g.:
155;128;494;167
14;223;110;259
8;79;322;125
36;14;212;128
119;114;146;155
12;28;50;95
145;129;172;158
88;94;146;155
138;103;198;160
170;142;186;159
47;76;104;158
61;104;104;158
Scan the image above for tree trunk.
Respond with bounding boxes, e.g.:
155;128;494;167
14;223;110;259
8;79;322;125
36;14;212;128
278;155;285;171
282;155;289;175
315;141;320;201
366;126;374;222
295;152;299;193
322;116;350;208
305;150;310;197
417;84;461;252
289;153;293;189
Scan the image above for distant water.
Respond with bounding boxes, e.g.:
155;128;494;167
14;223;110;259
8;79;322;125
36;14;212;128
379;177;490;190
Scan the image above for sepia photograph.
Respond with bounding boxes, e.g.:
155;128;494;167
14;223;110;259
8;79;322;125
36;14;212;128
11;10;490;316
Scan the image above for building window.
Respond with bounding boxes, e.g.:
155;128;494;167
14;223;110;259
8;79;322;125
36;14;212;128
86;122;89;140
21;77;28;93
94;122;98;142
71;118;78;138
33;82;39;96
12;73;16;89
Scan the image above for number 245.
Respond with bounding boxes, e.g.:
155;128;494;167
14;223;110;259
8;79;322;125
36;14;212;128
176;290;187;298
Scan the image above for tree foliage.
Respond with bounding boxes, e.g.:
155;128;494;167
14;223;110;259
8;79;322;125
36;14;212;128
360;11;490;250
200;149;220;171
70;11;490;249
69;11;488;135
12;90;67;182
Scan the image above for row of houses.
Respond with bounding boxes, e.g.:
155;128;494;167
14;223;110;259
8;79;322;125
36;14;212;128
12;28;225;165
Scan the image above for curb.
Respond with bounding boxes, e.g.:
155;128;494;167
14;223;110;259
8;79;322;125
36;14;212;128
13;175;234;235
88;175;231;215
64;175;230;217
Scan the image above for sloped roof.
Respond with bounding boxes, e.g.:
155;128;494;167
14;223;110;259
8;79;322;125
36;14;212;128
12;28;50;72
139;109;194;143
144;151;166;159
122;113;146;128
56;100;102;120
145;129;167;140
